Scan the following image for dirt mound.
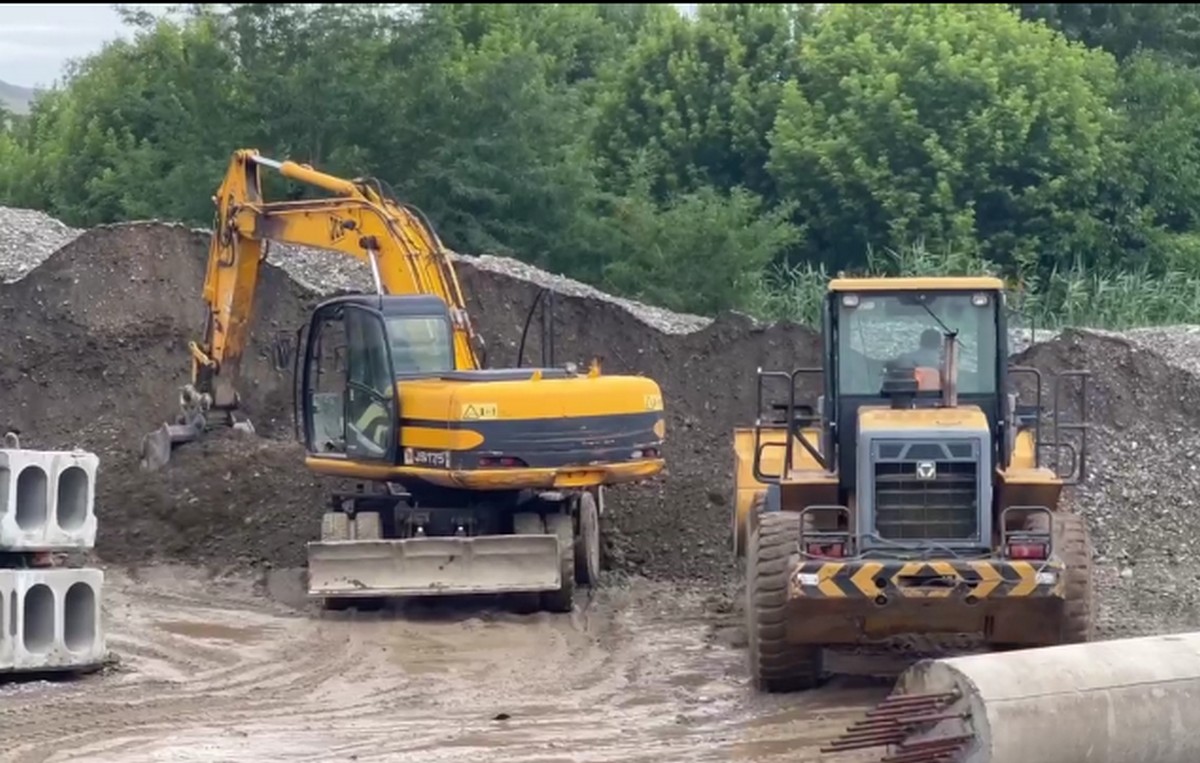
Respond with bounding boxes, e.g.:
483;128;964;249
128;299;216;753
0;222;329;567
1013;328;1200;637
11;209;1200;642
0;218;821;582
453;264;823;580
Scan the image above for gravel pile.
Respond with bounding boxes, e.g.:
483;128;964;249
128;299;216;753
0;206;82;282
0;208;816;581
260;240;713;336
1015;327;1200;638
8;205;1200;641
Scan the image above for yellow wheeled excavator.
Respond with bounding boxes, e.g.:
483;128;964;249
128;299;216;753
141;149;666;613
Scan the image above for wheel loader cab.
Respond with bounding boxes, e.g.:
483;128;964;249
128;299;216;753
823;279;1008;555
825;280;1003;554
297;294;456;462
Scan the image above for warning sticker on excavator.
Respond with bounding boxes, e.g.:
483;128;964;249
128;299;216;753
461;403;499;420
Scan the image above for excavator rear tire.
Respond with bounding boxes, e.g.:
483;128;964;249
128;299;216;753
574;491;601;586
510;512;545;615
746;511;823;693
542;512;576;613
1054;511;1095;644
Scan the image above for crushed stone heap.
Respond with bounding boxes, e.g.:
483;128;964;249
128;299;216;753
0;211;820;586
3;206;1200;641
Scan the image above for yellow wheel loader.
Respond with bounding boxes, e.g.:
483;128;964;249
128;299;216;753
142;149;666;613
732;277;1093;692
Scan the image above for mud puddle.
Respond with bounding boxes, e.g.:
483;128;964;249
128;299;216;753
0;565;891;763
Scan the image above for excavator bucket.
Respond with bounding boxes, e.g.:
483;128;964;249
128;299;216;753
306;535;563;598
139;421;204;471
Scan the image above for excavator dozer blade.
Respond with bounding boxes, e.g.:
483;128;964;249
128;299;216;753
306;535;563;598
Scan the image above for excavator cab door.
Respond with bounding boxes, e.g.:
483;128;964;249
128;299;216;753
299;299;397;463
342;304;398;463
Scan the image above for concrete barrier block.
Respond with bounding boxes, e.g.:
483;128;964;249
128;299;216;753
0;448;99;551
6;568;105;673
0;570;13;671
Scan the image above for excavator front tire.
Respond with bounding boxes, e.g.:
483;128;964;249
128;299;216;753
746;511;823;693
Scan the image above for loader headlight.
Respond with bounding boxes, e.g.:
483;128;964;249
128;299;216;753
972;292;990;307
796;572;821;587
1036;571;1057;586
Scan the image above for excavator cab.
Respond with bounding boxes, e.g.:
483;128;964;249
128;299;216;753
295;294;454;459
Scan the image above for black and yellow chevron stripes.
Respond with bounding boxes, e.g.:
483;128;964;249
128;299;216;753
787;559;1065;600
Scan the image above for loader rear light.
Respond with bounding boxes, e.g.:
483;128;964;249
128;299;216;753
1007;542;1049;560
479;456;528;468
806;542;845;558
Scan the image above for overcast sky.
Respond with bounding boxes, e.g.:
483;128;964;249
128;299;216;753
2;3;699;89
1;5;160;87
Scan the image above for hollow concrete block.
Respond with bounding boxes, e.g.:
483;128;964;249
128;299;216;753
0;448;99;551
0;570;13;671
6;568;105;673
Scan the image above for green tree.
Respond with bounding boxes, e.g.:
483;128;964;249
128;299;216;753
768;3;1133;275
1016;4;1200;65
591;3;814;201
1115;52;1200;269
589;170;802;314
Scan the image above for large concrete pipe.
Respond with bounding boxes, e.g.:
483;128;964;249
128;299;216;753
822;632;1200;763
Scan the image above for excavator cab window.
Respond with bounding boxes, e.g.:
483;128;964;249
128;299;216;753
384;315;454;376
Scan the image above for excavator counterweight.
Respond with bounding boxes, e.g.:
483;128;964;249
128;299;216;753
143;149;665;612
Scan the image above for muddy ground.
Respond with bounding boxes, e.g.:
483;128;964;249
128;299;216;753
0;566;891;763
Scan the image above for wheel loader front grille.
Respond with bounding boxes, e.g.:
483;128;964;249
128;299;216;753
873;459;979;541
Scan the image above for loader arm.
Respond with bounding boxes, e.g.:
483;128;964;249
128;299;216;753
141;148;484;468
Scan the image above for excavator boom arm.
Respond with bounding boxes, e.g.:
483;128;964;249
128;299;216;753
193;150;482;410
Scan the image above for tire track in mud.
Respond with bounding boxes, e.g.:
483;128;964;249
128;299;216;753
0;566;891;763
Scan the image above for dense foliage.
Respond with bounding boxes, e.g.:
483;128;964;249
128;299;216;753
3;2;1200;324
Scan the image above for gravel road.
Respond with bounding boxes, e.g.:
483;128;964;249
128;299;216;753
0;567;890;763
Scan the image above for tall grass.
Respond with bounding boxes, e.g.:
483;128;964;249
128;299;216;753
744;242;1200;332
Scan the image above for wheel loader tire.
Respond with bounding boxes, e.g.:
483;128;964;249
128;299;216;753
574;492;601;586
746;511;822;693
735;492;767;559
542;512;576;613
1054;511;1095;644
510;512;545;615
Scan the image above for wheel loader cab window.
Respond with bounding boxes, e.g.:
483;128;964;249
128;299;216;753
836;292;998;396
384;316;453;376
